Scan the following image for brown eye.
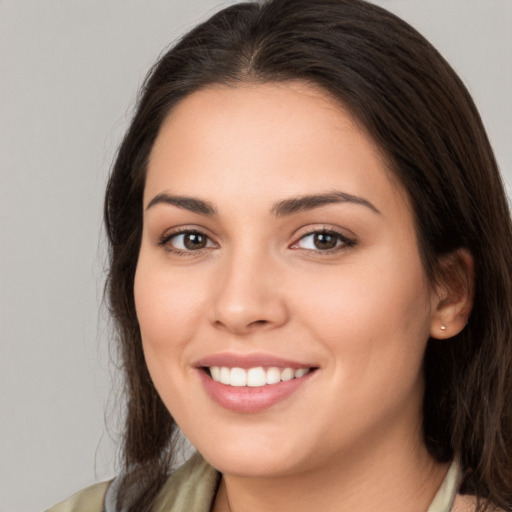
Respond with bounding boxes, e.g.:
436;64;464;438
165;231;215;252
183;232;207;250
294;229;355;252
312;232;338;250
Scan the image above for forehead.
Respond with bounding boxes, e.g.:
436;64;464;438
145;82;409;216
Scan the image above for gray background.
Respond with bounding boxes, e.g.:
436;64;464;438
0;1;510;511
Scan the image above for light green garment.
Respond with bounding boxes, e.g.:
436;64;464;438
46;453;218;512
46;453;460;512
427;460;460;512
46;480;110;512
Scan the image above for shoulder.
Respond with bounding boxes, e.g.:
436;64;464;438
151;452;220;512
452;494;478;512
45;481;110;512
452;494;508;512
46;453;218;512
62;452;219;512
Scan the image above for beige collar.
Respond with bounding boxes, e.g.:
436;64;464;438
427;460;461;512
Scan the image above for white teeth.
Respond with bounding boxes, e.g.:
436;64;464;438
220;367;231;385
247;367;266;387
266;367;281;385
280;368;295;381
230;367;247;387
208;366;311;387
210;366;221;381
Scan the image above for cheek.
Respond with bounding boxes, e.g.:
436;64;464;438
292;248;433;382
292;255;432;444
134;256;205;363
298;252;430;327
133;256;210;421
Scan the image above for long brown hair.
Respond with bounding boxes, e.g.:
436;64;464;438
104;1;512;510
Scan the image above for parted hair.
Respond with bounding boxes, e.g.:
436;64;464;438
104;1;512;510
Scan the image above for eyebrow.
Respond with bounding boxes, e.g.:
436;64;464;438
145;191;380;216
146;193;216;215
271;191;381;216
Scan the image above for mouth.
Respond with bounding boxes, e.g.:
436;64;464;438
202;365;316;387
194;353;319;412
195;354;318;413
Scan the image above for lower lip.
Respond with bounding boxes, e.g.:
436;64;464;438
197;369;315;413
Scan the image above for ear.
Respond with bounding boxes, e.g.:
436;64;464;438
430;248;474;340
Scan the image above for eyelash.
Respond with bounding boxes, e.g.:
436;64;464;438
158;227;356;256
158;228;216;256
292;228;356;254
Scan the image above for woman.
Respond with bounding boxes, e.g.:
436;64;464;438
48;0;512;511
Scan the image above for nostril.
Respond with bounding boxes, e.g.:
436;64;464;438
250;319;269;327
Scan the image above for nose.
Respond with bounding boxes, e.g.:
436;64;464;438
210;248;289;335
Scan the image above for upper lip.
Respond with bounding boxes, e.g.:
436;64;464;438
194;352;317;370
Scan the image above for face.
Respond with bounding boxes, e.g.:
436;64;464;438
134;82;438;479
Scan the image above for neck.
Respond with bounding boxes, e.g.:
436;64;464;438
213;424;449;512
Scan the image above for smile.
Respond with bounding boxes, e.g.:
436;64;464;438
194;354;318;413
207;366;311;387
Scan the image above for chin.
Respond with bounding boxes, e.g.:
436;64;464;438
192;429;311;478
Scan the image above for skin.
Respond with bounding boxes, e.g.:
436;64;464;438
134;82;471;512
